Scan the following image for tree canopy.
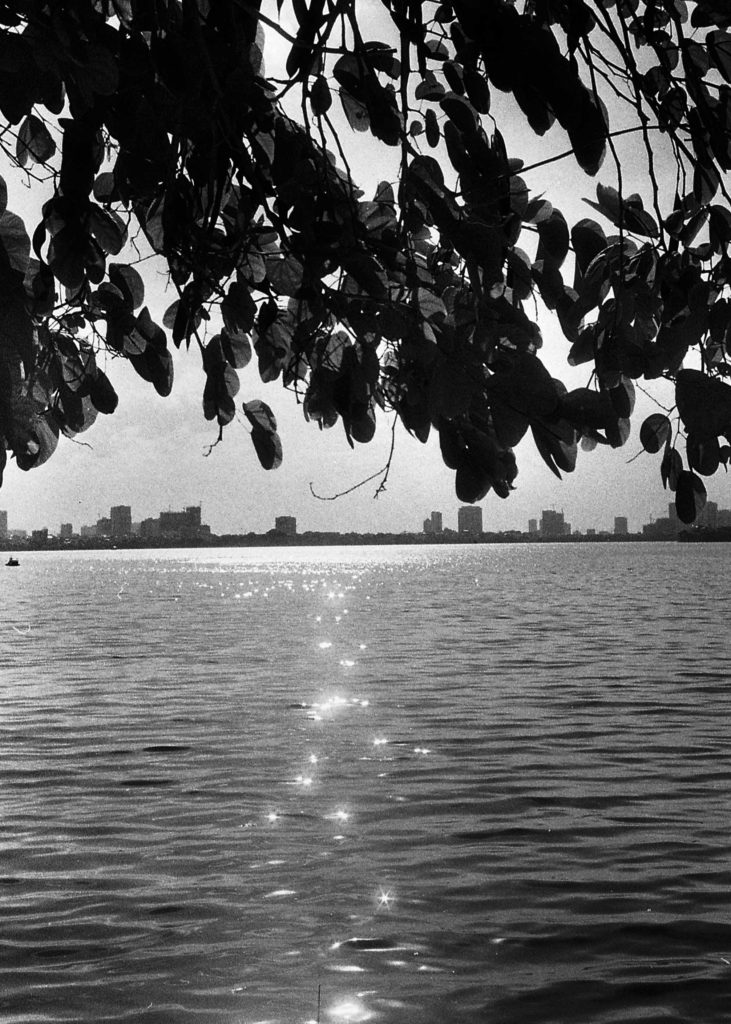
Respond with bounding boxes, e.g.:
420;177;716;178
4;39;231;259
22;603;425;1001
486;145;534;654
0;0;730;523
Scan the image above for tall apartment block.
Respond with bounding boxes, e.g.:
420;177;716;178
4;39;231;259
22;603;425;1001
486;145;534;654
457;506;483;535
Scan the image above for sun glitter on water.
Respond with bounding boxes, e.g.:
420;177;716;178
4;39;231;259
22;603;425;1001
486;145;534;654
327;996;374;1023
376;888;394;910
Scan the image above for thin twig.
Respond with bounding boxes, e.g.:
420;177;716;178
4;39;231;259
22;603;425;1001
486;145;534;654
310;416;398;500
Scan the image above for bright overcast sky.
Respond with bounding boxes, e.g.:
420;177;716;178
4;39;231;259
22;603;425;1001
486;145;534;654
0;4;720;537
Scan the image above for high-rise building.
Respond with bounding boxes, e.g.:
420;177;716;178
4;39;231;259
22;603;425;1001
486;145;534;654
110;505;132;537
614;516;628;535
528;518;538;535
430;511;443;534
457;506;483;535
0;510;7;539
274;516;297;536
540;509;567;538
60;523;73;539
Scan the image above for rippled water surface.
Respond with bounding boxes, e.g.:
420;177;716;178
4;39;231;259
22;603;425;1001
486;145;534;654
2;542;731;1023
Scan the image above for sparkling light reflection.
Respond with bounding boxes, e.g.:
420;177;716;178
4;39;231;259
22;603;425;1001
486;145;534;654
328;997;373;1023
377;888;394;909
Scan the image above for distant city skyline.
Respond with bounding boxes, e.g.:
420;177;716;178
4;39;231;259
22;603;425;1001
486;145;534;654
4;496;731;544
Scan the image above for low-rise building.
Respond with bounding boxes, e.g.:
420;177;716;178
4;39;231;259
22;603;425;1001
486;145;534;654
274;516;297;536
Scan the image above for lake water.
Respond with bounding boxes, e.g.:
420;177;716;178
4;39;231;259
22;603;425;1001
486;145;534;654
2;542;731;1024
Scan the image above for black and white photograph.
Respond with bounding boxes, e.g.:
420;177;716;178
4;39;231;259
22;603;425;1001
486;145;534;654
1;2;731;1021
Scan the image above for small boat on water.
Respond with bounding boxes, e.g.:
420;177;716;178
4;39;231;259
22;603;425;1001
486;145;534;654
6;557;19;566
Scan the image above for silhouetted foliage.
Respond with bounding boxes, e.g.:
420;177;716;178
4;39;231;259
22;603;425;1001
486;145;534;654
0;0;730;521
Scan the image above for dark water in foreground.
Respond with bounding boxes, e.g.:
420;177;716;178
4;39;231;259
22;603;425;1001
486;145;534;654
2;542;731;1023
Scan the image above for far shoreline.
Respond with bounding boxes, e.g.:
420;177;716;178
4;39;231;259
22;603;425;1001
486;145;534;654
2;529;727;554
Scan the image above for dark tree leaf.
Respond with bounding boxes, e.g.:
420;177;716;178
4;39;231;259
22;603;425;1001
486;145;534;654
463;68;490;113
675;470;707;523
676;368;731;437
439;92;477;133
243;398;277;433
16;114;55;166
605;415;631;448
128;346;174;397
0;210;31;277
692;2;731;28
658;86;686;129
585;185;659;236
455;451;492;503
265;253;304;296
93;171;118;204
442;60;464;95
310;75;332;114
536;209;570;268
221;328;252;369
222;281;256;334
109;263;144;309
640;413;672;453
506;247;533;300
425;108;440;147
415;72;445;100
687;432;721;475
15;412;59;470
531;421;578;477
571;218;607;277
707;30;731;82
88;204;126;254
87;369;118;414
605;377;635;418
560;387;616;429
523;198;553;224
340;91;370;132
661;445;683;491
250;422;283;470
567;91;607;175
347;404;376;444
